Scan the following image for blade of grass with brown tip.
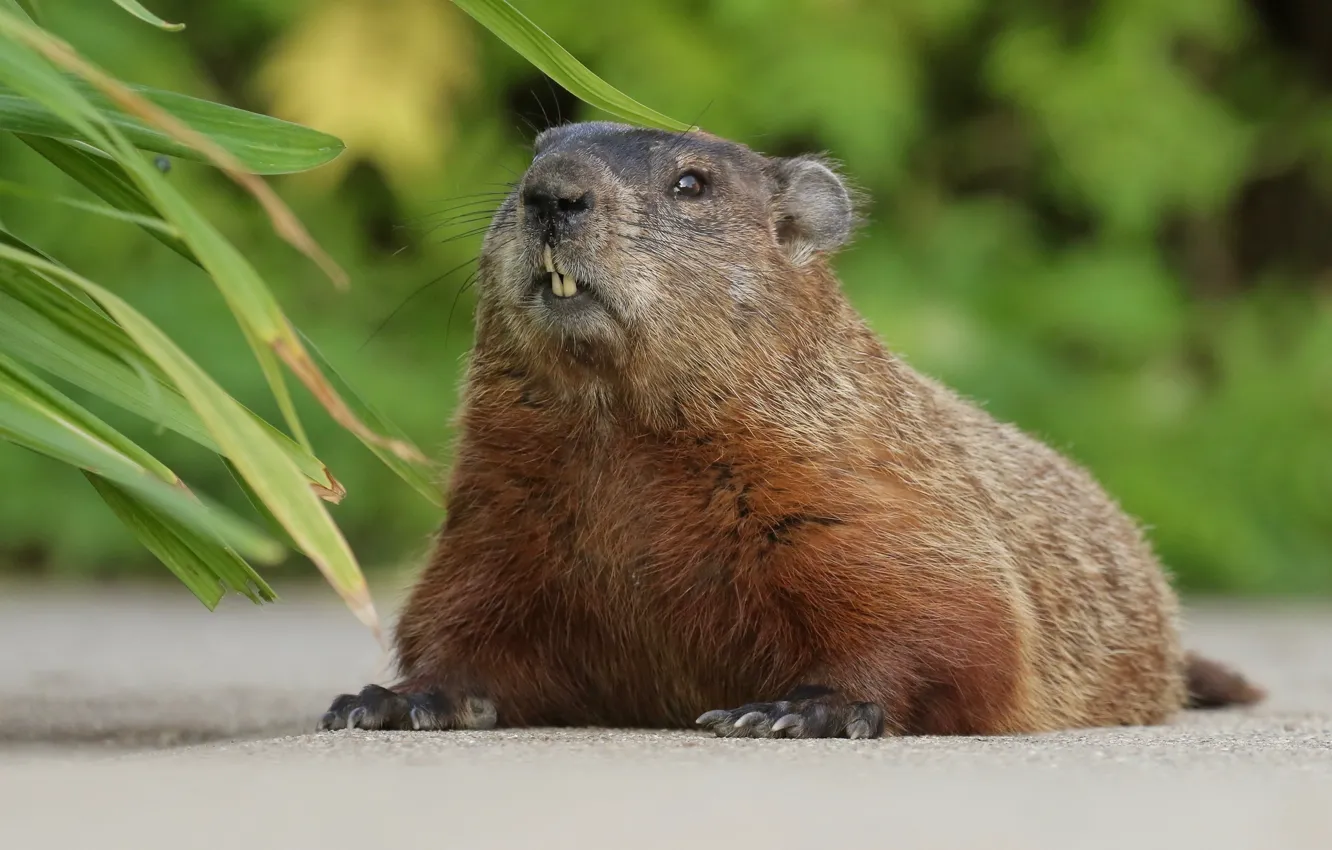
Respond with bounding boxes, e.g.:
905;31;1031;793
0;19;427;466
298;330;442;507
109;0;184;32
0;351;284;564
0;15;345;281
0;243;381;635
102;293;380;634
0;259;346;500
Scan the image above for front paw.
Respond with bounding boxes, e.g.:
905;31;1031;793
696;692;886;739
318;684;497;732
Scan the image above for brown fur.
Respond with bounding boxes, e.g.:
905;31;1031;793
362;123;1260;736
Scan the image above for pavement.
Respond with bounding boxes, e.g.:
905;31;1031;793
1;582;1330;849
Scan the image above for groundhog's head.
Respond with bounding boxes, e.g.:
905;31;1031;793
476;121;857;402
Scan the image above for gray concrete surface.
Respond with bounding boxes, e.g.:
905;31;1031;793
1;583;1330;849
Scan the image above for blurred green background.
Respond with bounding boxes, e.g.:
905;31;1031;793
1;0;1329;594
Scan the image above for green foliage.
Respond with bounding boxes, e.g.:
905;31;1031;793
1;0;1329;595
0;2;423;624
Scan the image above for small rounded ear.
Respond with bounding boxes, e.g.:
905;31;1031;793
767;156;855;261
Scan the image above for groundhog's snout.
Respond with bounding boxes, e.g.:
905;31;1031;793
517;154;614;303
521;183;592;245
519;155;603;248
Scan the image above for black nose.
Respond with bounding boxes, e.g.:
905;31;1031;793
522;185;593;234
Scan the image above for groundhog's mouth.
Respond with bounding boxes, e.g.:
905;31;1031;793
540;245;583;299
528;244;605;316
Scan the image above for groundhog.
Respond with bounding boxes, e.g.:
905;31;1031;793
319;122;1263;738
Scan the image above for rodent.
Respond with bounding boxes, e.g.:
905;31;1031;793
319;122;1264;738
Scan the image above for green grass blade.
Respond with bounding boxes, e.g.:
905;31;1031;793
104;286;378;630
0;202;59;258
0;0;33;24
106;141;403;459
16;133;198;263
238;311;312;453
0;226;340;497
0;242;379;632
0;260;346;498
5;137;390;485
0;278;215;447
88;472;226;608
87;474;277;610
109;0;183;32
0;76;342;174
107;142;424;465
222;455;299;551
0;17;422;462
450;0;688;131
0;174;178;233
0;287;210;444
298;330;443;507
0;223;176;373
0;23;399;455
1;347;173;480
0;353;282;563
13;133;411;486
106;152;412;460
0;26;416;459
0;25;347;285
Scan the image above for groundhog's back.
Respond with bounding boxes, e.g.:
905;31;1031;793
917;374;1186;729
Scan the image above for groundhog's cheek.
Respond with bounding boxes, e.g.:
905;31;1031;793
600;267;664;323
487;248;532;306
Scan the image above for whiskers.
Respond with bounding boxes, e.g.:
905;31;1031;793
360;186;520;351
405;186;516;241
358;256;479;353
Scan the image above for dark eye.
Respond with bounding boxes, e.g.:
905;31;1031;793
672;170;707;198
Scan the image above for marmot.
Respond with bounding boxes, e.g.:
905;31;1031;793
319;122;1263;738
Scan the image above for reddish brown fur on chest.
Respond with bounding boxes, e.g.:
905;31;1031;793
399;406;828;722
392;371;1023;733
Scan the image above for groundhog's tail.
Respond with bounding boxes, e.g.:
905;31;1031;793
1184;652;1266;709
